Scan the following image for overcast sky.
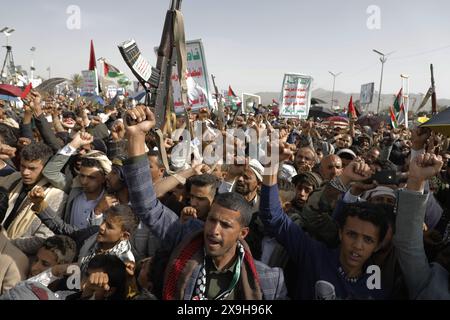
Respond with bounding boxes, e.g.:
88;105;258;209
2;0;450;99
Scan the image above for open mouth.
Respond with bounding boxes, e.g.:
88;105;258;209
349;252;361;262
206;236;221;249
63;119;76;127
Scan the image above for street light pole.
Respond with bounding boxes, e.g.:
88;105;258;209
1;27;15;81
373;49;394;114
328;71;342;109
376;56;386;114
30;47;36;81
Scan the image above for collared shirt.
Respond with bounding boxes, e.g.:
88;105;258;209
205;256;238;300
70;190;104;229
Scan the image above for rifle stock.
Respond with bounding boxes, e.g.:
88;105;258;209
431;64;437;115
211;74;225;130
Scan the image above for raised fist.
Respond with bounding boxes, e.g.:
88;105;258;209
124;105;156;136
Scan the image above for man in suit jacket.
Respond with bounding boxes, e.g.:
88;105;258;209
0;186;29;294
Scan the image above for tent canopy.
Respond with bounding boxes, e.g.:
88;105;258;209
421;107;450;136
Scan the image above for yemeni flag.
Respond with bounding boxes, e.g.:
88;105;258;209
389;106;398;129
89;40;97;71
347;96;357;119
103;61;122;78
272;98;279;105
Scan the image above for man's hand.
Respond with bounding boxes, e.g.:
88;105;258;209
265;136;296;168
28;90;43;117
225;162;246;182
407;153;443;192
82;272;110;299
180;206;198;223
69;131;94;150
18;137;32;149
0;143;16;160
340;159;372;187
164;137;174;149
94;195;119;216
192;163;210;176
111;121;126;141
29;185;48;213
124;105;156;137
29;186;45;205
411;127;431;150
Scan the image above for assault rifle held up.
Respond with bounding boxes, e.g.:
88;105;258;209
118;0;187;172
211;74;225;130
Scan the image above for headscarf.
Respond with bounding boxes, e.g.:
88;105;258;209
81;150;112;174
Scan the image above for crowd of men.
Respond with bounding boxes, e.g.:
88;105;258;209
0;90;448;300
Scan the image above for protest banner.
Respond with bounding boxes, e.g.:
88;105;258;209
360;82;374;104
279;73;313;119
81;70;99;95
155;39;212;114
242;93;261;114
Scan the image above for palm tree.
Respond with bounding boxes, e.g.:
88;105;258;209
71;74;83;92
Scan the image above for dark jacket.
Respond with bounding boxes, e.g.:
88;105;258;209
123;155;288;300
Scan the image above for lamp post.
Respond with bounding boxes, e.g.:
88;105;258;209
400;74;409;128
328;71;342;109
1;27;15;81
30;47;36;81
373;49;394;114
1;27;15;46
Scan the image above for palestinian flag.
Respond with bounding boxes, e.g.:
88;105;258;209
103;61;122;78
397;103;405;125
389;106;398;129
347;96;357;119
393;88;402;113
228;85;237;97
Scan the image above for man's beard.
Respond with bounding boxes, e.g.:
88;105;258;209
235;183;250;195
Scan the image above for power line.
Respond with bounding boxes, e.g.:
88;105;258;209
390;44;450;61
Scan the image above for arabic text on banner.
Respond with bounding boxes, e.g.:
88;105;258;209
155;40;212;114
280;74;313;119
81;70;99;95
